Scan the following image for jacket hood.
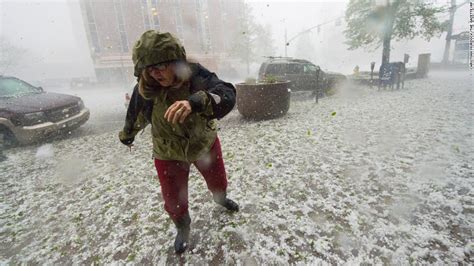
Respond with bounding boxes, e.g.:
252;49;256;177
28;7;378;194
132;30;186;77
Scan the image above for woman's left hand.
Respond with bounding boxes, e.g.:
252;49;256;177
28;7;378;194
164;100;192;124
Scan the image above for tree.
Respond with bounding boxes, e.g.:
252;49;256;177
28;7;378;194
254;23;277;60
229;4;276;74
0;37;27;75
344;0;445;64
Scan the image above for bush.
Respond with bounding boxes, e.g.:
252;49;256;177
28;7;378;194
244;77;257;84
260;75;278;84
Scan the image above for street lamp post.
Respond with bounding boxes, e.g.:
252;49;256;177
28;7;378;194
370;61;376;87
279;18;288;57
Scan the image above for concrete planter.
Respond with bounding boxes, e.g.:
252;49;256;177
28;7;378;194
236;81;291;120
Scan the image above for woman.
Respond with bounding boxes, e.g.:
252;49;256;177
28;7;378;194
119;30;239;254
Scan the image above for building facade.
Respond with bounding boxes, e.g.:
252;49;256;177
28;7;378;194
78;0;244;83
451;31;469;64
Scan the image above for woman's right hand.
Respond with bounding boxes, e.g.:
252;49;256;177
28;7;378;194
164;100;192;124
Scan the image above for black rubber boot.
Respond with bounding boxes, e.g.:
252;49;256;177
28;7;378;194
173;213;191;254
213;192;239;212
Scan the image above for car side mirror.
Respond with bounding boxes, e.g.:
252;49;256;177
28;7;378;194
38;86;44;92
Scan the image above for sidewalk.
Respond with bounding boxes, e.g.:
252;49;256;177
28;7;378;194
347;68;418;85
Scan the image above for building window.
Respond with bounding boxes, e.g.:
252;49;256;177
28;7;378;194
141;0;151;30
84;0;101;53
195;0;204;50
204;15;212;51
113;0;129;53
90;28;100;53
220;0;228;51
195;0;211;51
196;0;204;50
151;0;160;30
174;0;184;43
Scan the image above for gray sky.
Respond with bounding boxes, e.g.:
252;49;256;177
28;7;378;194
0;0;470;80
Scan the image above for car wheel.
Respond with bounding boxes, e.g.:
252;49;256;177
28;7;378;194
0;126;17;148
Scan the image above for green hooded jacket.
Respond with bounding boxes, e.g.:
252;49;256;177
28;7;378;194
119;31;236;162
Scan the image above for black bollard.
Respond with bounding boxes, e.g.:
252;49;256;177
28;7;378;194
0;133;6;162
370;62;375;88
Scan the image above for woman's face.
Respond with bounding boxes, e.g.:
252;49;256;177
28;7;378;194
148;63;176;87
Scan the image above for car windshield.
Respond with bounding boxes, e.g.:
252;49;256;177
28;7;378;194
0;78;41;97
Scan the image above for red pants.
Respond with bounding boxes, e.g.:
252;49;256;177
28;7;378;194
154;137;228;222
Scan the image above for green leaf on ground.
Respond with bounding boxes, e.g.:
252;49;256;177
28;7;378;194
127;253;136;261
131;213;139;222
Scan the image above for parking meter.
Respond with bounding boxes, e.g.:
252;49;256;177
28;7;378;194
370;62;376;87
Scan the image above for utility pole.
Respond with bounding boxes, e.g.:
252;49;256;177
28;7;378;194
442;0;469;65
442;0;456;65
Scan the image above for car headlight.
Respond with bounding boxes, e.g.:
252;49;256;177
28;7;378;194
77;99;85;109
22;111;47;126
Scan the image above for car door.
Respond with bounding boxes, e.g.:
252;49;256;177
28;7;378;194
286;63;304;90
302;64;319;91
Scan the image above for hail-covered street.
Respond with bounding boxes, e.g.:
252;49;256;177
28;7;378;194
1;71;472;264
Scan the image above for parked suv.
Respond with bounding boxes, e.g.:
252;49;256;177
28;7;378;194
258;57;346;93
0;76;90;146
